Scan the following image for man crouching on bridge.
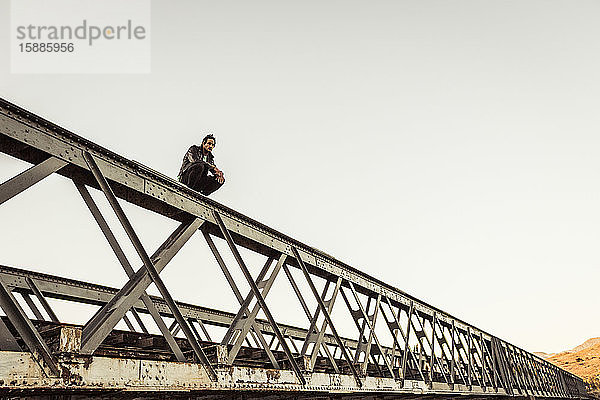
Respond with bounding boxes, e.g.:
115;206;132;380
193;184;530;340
178;134;225;195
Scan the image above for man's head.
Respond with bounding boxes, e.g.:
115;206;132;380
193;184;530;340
201;134;216;153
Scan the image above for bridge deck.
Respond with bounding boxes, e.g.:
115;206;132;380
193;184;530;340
0;97;589;398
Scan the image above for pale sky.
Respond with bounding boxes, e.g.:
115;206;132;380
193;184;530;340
1;0;599;354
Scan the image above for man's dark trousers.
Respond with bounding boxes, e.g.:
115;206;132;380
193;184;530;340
180;162;223;195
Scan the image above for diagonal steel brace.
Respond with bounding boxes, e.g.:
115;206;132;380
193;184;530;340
75;181;186;361
26;277;59;323
0;277;59;377
308;276;342;372
220;256;274;346
348;285;394;378
226;254;287;364
340;288;384;376
291;246;362;387
284;265;339;372
204;231;280;368
82;218;200;345
0;156;67;206
410;308;449;384
81;152;215;380
213;211;305;385
300;280;331;356
20;292;44;320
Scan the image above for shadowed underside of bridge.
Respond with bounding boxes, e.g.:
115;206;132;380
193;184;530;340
0;97;590;399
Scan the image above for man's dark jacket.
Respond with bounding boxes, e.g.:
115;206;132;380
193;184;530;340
178;145;216;181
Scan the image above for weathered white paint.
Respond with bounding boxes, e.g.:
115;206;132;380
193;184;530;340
0;350;511;396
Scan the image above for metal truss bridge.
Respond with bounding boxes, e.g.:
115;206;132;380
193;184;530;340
0;97;589;399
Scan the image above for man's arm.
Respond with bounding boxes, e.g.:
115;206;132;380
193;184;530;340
208;155;224;183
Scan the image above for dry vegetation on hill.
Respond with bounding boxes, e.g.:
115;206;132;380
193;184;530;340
545;338;600;396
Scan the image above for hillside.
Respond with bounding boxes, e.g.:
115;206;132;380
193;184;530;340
546;338;600;396
572;338;600;353
534;351;555;359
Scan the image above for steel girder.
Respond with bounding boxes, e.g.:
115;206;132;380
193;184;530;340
0;97;589;398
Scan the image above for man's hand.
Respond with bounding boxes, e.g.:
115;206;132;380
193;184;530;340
213;167;225;184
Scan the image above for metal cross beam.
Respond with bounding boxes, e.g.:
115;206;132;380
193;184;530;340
220;256;274;346
226;254;287;365
75;181;186;361
81;217;203;351
308;276;342;372
0;156;67;205
291;246;362;387
204;231;281;368
348;284;394;378
284;265;340;372
81;152;216;379
213;210;306;385
301;280;331;356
